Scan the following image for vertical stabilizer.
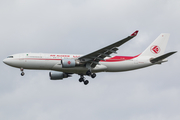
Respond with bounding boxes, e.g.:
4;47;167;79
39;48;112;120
140;33;170;57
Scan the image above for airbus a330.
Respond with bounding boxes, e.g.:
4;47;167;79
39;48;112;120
3;31;177;85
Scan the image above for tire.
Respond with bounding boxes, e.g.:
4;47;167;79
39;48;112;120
86;70;91;76
91;73;96;78
21;72;25;76
79;78;84;82
84;80;89;85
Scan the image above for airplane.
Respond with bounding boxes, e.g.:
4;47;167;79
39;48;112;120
3;31;177;85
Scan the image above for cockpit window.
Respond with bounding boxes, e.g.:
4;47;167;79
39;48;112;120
7;56;13;58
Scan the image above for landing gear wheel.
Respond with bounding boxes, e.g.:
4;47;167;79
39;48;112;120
91;73;96;78
20;68;25;76
21;72;25;76
79;78;84;82
84;80;89;85
79;75;89;85
86;70;91;76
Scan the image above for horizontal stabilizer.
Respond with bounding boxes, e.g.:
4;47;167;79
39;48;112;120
150;51;177;63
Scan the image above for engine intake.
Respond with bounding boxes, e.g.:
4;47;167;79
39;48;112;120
49;71;71;80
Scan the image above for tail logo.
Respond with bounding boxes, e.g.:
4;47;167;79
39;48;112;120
150;45;161;54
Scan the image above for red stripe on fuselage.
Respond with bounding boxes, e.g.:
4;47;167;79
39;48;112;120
101;55;139;62
16;55;139;62
17;58;62;61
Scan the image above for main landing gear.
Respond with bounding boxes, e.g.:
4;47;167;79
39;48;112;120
91;73;96;78
79;75;89;85
79;71;96;85
20;68;25;76
86;70;96;78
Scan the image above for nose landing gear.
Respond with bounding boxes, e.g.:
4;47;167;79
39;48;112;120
20;68;25;76
21;72;25;76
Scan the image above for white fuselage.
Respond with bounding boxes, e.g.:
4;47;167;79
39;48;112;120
3;32;174;85
3;53;154;74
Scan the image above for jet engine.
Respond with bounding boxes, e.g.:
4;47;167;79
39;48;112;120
49;71;71;80
61;59;80;68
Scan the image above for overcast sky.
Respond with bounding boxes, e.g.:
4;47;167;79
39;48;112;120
0;0;180;120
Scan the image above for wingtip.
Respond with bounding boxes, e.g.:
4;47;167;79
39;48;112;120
131;30;139;37
171;51;178;54
173;51;178;54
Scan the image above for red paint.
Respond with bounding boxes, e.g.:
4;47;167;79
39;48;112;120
150;45;160;54
131;30;139;36
73;55;80;58
17;54;139;63
50;55;56;57
101;55;139;62
50;55;70;57
68;61;71;64
18;58;62;61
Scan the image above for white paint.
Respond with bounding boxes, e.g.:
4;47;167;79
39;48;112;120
3;33;174;76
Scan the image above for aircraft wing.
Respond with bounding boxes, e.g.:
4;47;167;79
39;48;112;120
78;30;139;68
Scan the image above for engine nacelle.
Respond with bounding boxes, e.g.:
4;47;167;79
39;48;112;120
61;59;80;68
49;71;70;80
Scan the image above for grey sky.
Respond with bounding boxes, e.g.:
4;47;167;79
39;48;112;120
0;0;180;120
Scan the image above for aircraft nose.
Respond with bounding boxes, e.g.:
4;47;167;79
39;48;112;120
3;58;17;67
3;59;7;64
3;58;10;65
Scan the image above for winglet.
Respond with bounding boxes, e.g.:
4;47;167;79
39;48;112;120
131;30;139;37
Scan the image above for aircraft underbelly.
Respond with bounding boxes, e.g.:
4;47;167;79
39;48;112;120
9;57;152;74
19;60;58;69
21;59;152;73
51;63;107;74
100;60;152;72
